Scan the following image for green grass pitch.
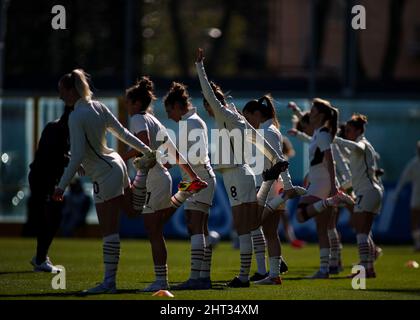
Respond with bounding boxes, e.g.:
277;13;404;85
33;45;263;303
0;238;419;300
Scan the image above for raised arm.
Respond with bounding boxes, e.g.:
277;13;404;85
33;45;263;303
288;128;312;143
103;104;151;154
195;49;242;123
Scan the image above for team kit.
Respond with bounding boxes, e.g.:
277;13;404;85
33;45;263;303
29;49;386;295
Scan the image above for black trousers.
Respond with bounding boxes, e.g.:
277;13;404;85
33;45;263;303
24;170;63;262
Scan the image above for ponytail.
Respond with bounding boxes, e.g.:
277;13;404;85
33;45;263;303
243;94;280;128
72;69;93;101
126;76;157;112
258;94;279;128
312;98;338;138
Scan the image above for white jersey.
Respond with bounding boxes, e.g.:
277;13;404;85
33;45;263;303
308;127;333;178
334;135;382;193
130;112;168;151
178;107;211;169
196;61;286;169
58;99;150;190
395;156;420;208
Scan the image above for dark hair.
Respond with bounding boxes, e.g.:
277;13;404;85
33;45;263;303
125;76;156;111
204;81;226;106
296;112;310;132
164;82;190;109
312;98;338;137
242;94;280;128
347;113;368;133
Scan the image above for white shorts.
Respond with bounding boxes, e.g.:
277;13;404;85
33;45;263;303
354;187;383;214
255;175;285;210
92;157;130;204
143;165;172;214
183;164;216;214
221;165;257;207
306;167;333;199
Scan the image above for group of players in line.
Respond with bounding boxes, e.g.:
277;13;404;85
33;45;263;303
30;48;417;295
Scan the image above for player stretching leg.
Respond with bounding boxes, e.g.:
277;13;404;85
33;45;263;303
52;69;156;295
335;114;384;278
163;82;216;290
123;77;207;292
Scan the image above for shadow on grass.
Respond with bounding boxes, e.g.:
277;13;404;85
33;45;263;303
0;271;34;276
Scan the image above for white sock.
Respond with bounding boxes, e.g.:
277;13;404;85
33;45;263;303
269;256;281;278
190;234;205;279
287;225;297;242
200;235;212;279
251;228;267;275
412;229;420;249
154;264;168;282
313;199;328;213
238;234;252;282
103;233;120;287
132;170;147;211
319;248;330;273
170;190;192;208
357;233;369;270
367;233;375;269
257;181;273;206
266;193;286;212
328;229;341;268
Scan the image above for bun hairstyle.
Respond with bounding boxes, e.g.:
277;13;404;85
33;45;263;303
347;113;368;133
126;76;157;111
60;68;93;101
163;82;191;109
242;94;280;128
312;98;338;137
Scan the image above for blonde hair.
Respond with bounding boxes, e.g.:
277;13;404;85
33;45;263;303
72;69;93;101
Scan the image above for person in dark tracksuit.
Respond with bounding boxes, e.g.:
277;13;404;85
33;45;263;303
24;105;74;272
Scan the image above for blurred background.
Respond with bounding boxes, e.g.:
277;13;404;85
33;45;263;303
0;0;419;243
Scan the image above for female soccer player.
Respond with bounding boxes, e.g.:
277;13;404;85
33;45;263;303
123;77;208;292
334;114;383;277
288;106;349;274
286;98;354;279
163;82;216;289
52;69;156;294
196;48;303;287
242;95;300;285
393;141;420;251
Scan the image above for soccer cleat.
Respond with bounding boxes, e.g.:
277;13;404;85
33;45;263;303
171;278;203;290
262;160;289;181
374;246;383;260
141;280;170;292
178;179;208;193
133;150;157;171
347;269;376;279
291;239;306;249
254;275;282;285
226;276;250;288
280;258;289;274
199;277;212;289
329;265;344;275
306;270;329;279
327;191;355;207
30;256;61;273
79;282;117;295
249;272;268;282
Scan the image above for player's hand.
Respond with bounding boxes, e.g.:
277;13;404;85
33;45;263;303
287;129;298;136
196;48;204;63
52;187;64;202
287;101;299;111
